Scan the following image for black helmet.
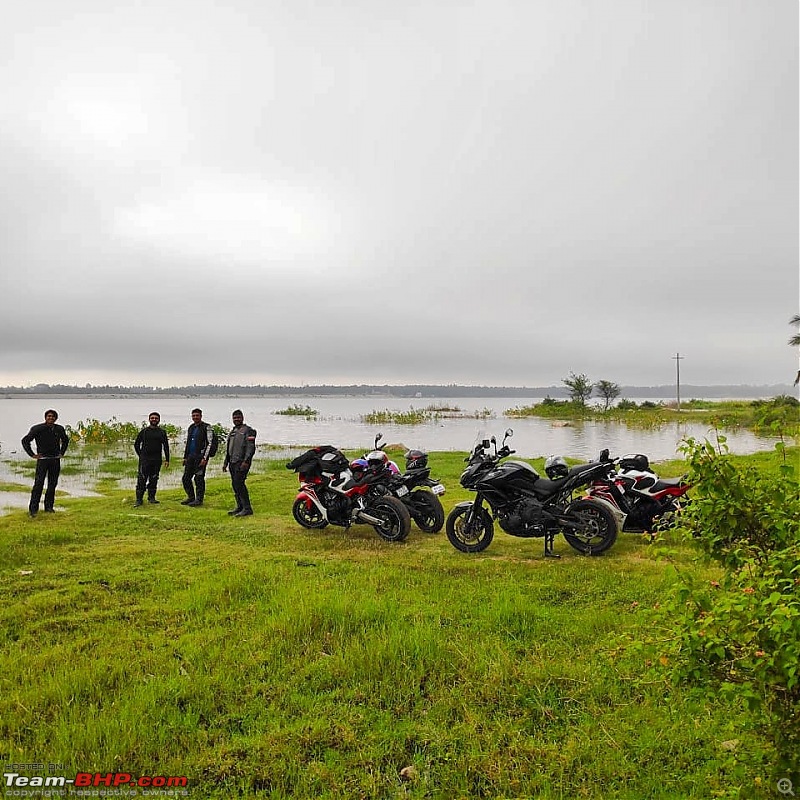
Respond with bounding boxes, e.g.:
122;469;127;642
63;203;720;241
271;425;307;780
544;455;569;479
405;449;428;470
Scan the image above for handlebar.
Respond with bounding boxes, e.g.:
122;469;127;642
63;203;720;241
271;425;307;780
466;444;516;463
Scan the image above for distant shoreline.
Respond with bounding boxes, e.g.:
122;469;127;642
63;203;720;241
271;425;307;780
0;383;795;400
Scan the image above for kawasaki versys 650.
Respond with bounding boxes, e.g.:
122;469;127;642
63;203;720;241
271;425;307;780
446;429;619;558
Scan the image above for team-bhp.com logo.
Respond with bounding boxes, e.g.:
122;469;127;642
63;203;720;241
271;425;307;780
4;772;189;794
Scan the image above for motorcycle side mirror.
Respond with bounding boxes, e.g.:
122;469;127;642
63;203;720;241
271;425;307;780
375;432;383;449
600;448;610;461
484;439;492;448
505;428;513;438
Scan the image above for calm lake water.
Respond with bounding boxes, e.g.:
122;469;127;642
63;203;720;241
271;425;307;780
1;394;778;462
0;394;781;513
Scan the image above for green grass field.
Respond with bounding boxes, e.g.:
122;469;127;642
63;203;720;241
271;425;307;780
0;449;791;798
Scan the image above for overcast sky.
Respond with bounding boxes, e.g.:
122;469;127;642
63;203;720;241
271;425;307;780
1;0;797;389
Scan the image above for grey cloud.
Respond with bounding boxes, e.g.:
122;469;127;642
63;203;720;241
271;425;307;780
0;0;797;389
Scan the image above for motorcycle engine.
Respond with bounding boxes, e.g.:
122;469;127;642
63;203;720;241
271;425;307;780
320;490;349;523
498;499;545;536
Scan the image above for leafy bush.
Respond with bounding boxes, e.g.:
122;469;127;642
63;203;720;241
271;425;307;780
616;398;638;410
209;422;229;446
749;395;799;434
648;437;800;777
66;417;143;444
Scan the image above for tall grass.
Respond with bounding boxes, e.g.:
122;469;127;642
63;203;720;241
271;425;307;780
1;449;793;797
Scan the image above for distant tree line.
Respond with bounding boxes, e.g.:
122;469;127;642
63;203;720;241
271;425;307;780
0;382;794;398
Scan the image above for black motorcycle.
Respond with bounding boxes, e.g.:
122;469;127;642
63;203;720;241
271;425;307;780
446;429;619;557
356;434;446;533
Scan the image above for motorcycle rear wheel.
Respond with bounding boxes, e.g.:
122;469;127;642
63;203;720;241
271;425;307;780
292;498;329;529
563;499;617;555
446;506;494;553
409;489;445;533
368;496;411;542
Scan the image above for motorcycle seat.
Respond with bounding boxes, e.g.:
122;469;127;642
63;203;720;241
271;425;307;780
652;476;687;491
569;461;604;477
530;461;606;498
530;476;568;497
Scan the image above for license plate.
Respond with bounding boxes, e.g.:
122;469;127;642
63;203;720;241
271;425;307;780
432;484;446;496
395;485;409;497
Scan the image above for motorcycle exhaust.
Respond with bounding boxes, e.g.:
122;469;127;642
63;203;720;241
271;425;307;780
356;511;386;527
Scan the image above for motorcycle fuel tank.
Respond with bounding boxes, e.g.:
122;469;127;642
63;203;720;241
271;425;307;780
479;460;540;492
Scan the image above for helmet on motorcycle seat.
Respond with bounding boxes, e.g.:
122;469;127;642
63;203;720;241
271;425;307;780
404;449;428;470
544;455;569;479
620;453;650;472
349;457;368;476
366;450;388;471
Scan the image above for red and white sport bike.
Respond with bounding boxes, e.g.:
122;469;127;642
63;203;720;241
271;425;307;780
285;446;411;542
582;451;691;533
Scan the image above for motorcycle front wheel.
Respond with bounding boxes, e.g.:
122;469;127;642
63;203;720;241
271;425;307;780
408;489;445;533
292;498;329;529
562;499;617;555
368;496;411;542
445;505;494;553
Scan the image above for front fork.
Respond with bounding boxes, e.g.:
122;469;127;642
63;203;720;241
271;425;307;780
466;495;487;533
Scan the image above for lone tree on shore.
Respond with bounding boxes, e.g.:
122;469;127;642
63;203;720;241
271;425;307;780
594;379;621;411
562;372;593;407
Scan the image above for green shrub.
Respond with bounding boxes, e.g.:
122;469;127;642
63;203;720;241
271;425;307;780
648;437;800;778
750;395;799;435
66;418;143;444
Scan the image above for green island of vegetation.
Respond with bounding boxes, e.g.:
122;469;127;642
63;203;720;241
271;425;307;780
362;404;495;425
274;404;319;418
506;395;799;436
0;434;797;797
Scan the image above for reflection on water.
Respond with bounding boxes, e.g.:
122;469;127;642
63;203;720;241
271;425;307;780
0;395;782;457
0;453;105;514
0;445;306;512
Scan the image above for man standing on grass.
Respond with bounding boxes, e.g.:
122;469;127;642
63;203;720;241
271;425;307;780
21;409;70;517
222;409;256;517
181;408;215;507
133;412;170;507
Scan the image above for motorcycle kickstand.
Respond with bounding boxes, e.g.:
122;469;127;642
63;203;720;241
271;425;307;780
543;533;561;558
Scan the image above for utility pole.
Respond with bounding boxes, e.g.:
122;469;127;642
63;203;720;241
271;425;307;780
672;353;684;411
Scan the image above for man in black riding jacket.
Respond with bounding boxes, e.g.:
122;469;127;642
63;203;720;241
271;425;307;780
222;409;256;517
181;408;214;507
133;412;170;506
21;409;70;517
